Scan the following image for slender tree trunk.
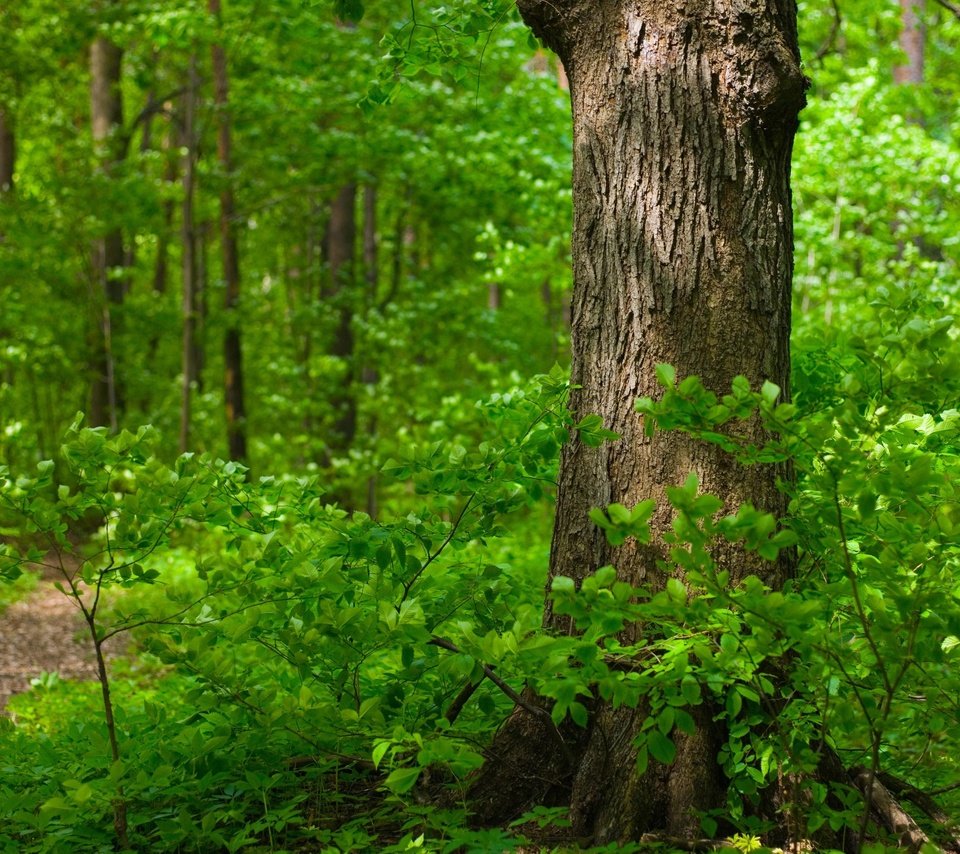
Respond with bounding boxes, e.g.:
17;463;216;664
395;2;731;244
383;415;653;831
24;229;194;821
209;0;247;463
487;282;501;311
325;183;358;455
147;110;178;374
894;0;925;84
0;108;14;194
471;1;806;843
179;56;200;453
89;33;125;430
362;183;379;517
196;220;210;391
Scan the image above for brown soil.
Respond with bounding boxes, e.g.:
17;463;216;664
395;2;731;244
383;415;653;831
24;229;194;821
0;560;119;712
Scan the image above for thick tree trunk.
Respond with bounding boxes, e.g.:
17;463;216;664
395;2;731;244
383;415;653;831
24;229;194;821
179;56;200;453
89;34;125;430
471;1;806;843
325;183;358;455
209;0;248;464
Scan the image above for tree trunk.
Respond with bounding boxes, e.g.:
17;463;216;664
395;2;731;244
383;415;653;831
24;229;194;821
487;282;501;311
894;0;925;85
196;219;210;391
209;0;248;464
0;107;14;195
147;106;178;373
179;56;200;453
363;183;379;518
471;1;806;843
89;33;125;430
325;182;358;455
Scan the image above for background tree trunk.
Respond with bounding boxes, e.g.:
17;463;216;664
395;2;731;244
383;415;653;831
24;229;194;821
894;0;925;85
209;0;248;464
471;0;806;842
325;182;357;456
362;183;379;518
0;108;14;195
179;56;199;453
89;33;125;430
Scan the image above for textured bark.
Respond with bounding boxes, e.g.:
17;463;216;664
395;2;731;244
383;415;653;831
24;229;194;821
894;0;925;85
89;33;125;430
179;57;200;453
325;183;358;454
209;0;248;464
472;0;805;843
0;108;14;194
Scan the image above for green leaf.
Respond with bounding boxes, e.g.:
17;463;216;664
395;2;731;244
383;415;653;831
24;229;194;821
657;706;675;735
760;380;780;404
681;677;702;705
648;730;676;764
569;701;588;727
655;364;676;388
372;741;391;769
635;743;649;775
384;766;421;794
666;577;687;603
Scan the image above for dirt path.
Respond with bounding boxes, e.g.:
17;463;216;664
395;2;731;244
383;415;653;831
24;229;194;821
0;571;118;712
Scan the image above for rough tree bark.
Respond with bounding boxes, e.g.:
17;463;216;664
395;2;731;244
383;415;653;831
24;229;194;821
470;0;806;843
89;32;126;430
209;0;248;464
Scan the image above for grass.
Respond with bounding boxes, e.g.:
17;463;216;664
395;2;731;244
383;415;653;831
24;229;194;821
0;570;39;616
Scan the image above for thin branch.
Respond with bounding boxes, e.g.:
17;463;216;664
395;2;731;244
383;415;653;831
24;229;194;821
399;493;476;603
428;635;573;766
121;85;192;154
815;0;843;61
444;675;486;724
933;0;960;21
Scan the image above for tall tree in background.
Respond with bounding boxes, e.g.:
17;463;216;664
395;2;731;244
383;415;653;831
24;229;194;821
209;0;248;463
0;108;14;195
894;0;925;84
89;25;125;429
472;0;806;842
179;56;200;453
362;182;379;517
325;182;358;456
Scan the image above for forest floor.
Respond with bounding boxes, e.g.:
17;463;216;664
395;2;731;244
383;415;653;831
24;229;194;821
0;559;119;713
